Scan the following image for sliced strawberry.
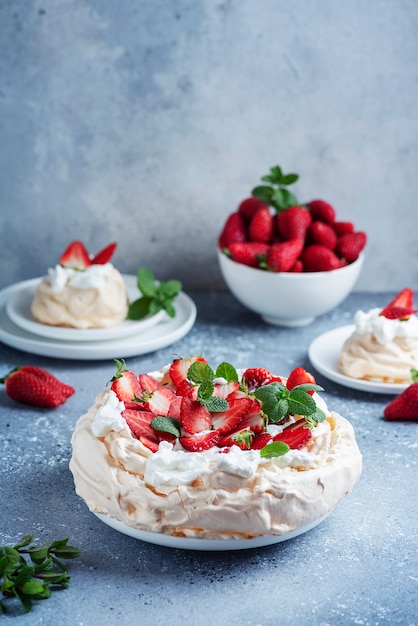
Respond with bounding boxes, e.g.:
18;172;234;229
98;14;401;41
111;369;142;403
306;199;336;224
228;241;269;267
380;288;414;317
122;409;158;441
168;396;182;420
59;241;91;270
175;379;198;399
91;242;117;265
180;431;220;452
238;197;270;221
139;436;160;452
213;380;240;399
180;396;212;434
218;428;254;450
237;400;265;434
273;426;312;449
211;397;253;435
242;368;281;392
138;373;161;394
143;387;177;416
250;432;272;450
379;306;418;320
286;367;316;395
169;356;207;389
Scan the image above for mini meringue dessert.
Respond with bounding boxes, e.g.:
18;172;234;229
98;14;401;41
339;288;418;384
31;241;128;329
70;357;362;541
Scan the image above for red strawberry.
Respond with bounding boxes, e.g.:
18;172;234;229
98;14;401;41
308;221;337;250
238;197;270;221
169;356;208;388
180;396;212;434
91;242;117;265
180;431;220;452
175;379;198;399
238;400;265;434
383;382;418;420
218;212;247;249
250;432;273;450
122;409;158;441
242;368;281;391
379;306;418;320
0;366;74;408
138;436;160;452
301;245;343;272
248;206;274;243
168;396;182;420
291;259;304;273
111;364;142;403
336;231;367;263
266;240;304;272
211;397;253;435
218;428;253;450
213;380;240;398
276;206;312;241
380;288;414;314
142;387;177;416
333;221;354;235
138;373;161;394
273;425;312;449
228;242;269;267
307;199;336;224
286;367;316;395
59;241;91;270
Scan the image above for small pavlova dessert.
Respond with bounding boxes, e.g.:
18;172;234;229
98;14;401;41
31;241;128;329
70;357;362;540
339;288;418;384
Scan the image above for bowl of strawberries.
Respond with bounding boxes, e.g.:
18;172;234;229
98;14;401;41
218;165;366;326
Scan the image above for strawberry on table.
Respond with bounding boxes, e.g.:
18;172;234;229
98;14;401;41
383;381;418;421
0;366;74;408
59;241;91;270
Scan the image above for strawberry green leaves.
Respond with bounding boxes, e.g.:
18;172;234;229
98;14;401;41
254;382;326;427
252;165;299;213
128;268;182;320
0;535;80;614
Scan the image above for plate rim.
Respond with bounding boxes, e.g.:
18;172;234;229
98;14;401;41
93;511;329;551
5;275;166;342
0;277;196;360
308;324;409;394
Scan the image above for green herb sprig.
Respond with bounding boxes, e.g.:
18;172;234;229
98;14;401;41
254;381;326;428
252;165;299;213
187;361;239;412
0;535;81;614
128;267;182;320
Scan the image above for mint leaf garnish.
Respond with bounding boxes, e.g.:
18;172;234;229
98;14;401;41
188;362;215;384
215;362;239;382
128;267;182;320
200;396;229;412
252;165;299;213
151;416;181;438
411;368;418;382
260;441;290;458
254;382;326;427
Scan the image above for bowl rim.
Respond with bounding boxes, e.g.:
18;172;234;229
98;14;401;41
217;248;364;277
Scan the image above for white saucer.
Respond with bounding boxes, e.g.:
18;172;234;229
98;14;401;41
6;276;165;341
308;325;409;394
0;278;196;360
94;512;329;551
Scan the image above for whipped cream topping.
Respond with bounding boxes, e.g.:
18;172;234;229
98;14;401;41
353;308;418;344
70;382;362;540
31;264;128;329
339;307;418;383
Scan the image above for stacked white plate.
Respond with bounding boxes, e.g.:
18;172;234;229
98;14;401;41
0;275;196;360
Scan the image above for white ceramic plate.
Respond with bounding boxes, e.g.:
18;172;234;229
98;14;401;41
308;325;409;394
6;276;165;341
0;278;196;360
93;512;329;551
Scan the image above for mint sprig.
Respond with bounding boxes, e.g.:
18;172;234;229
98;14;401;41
150;416;181;438
260;441;290;458
254;382;326;426
252;165;299;213
0;535;80;614
187;361;239;412
128;267;182;320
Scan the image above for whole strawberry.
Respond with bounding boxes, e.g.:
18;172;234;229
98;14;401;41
0;366;75;407
384;381;418;421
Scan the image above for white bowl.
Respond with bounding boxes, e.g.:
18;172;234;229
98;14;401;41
218;249;364;327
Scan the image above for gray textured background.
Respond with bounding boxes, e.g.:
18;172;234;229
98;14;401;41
1;0;417;291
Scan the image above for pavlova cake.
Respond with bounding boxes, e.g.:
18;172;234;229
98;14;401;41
70;357;362;540
31;241;128;329
339;288;418;383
